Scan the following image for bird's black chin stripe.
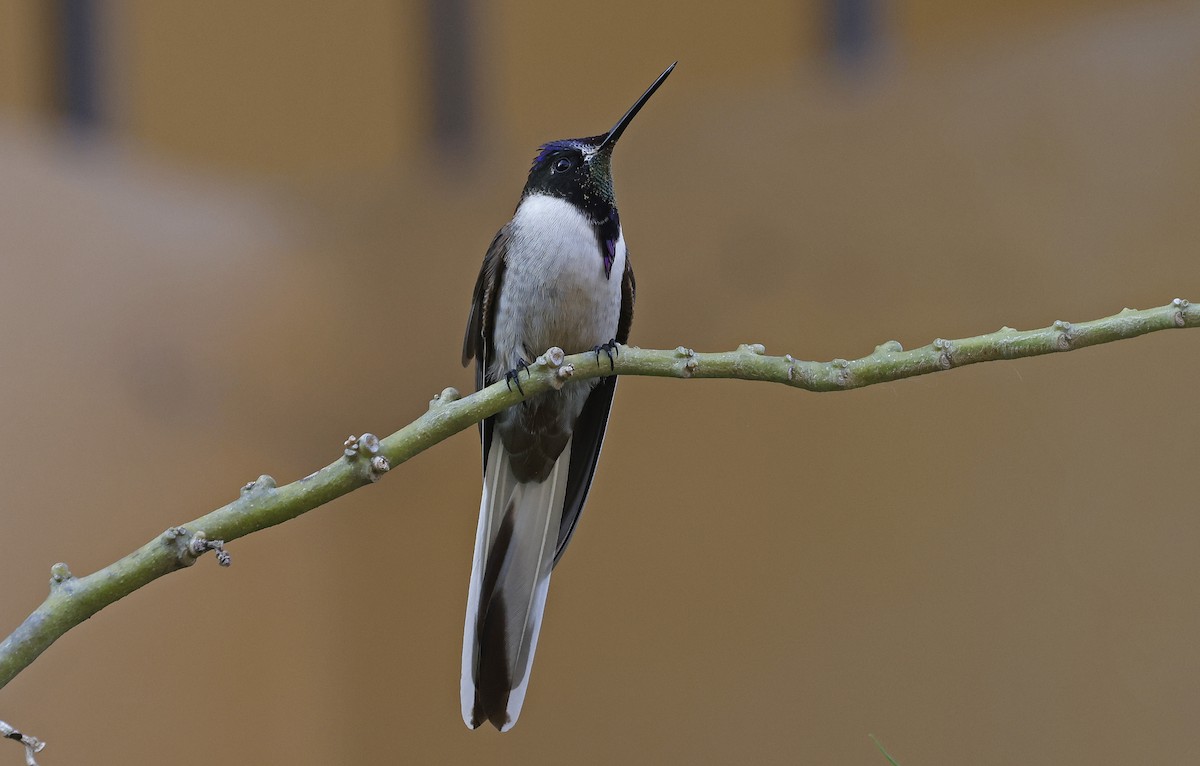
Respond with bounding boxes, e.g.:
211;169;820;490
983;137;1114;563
472;502;517;729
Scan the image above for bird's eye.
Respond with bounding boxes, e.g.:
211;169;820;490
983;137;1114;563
553;157;573;173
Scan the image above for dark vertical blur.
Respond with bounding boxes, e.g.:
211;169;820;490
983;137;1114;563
426;0;476;158
47;0;102;128
825;0;880;70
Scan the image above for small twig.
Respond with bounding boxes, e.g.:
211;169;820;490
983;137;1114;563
0;300;1194;692
0;720;45;766
869;734;901;766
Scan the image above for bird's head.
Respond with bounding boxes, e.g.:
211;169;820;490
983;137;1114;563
522;62;675;214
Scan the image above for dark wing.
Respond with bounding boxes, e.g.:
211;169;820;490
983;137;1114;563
463;227;510;470
554;253;636;565
616;252;635;344
463;227;510;370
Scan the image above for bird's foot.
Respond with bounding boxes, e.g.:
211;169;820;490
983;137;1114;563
592;339;619;371
504;358;531;395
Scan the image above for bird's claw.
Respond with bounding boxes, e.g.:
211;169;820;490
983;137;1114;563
592;339;619;371
504;358;530;396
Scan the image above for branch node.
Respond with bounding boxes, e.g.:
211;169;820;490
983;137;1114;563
541;346;566;369
1052;320;1074;349
164;527;230;567
931;339;956;369
739;343;766;355
343;434;380;460
675;346;699;376
875;340;903;354
48;562;74;594
0;720;45;766
784;354;800;381
1172;298;1190;326
188;531;232;567
163;525;198;566
430;387;461;409
240;474;277;497
830;358;852;387
550;363;575;390
369;455;390;481
49;562;73;585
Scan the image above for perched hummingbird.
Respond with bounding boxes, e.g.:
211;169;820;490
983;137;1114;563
460;62;675;731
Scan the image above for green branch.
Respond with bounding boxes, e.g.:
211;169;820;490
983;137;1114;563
1;299;1195;690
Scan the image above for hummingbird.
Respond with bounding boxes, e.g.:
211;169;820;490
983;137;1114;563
459;62;675;731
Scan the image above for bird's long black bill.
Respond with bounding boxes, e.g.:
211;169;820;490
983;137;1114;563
597;62;676;152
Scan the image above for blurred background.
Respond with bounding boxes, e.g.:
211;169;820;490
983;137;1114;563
2;1;1199;763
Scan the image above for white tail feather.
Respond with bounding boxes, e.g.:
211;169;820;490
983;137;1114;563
461;437;571;730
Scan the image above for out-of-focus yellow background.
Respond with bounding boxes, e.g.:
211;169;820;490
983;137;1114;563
2;1;1198;763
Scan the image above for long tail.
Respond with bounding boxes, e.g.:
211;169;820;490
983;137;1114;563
461;437;571;731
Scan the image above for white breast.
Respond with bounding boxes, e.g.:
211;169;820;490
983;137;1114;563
491;194;625;376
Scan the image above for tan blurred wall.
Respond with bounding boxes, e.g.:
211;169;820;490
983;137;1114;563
0;0;51;115
118;0;423;176
897;0;1138;56
0;0;1161;176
